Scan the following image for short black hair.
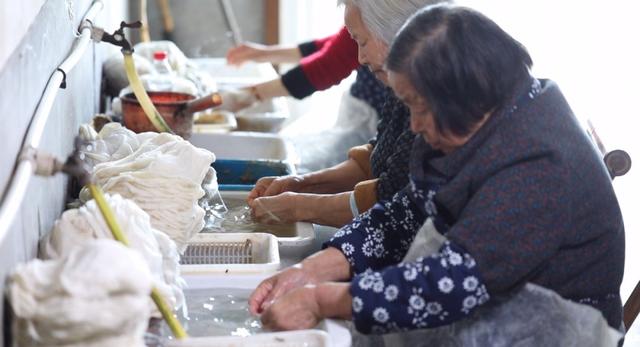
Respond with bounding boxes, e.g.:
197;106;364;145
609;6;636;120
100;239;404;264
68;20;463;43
386;4;533;136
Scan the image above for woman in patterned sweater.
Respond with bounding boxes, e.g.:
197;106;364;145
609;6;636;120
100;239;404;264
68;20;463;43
247;4;625;343
246;0;442;227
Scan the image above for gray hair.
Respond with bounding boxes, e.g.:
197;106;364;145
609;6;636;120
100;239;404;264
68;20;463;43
338;0;448;44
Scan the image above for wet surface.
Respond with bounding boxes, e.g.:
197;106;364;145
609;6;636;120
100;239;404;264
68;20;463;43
201;197;297;237
163;288;262;338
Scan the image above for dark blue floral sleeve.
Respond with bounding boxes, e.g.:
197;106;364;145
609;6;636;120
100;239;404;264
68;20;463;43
325;188;424;272
324;186;489;334
349;241;489;334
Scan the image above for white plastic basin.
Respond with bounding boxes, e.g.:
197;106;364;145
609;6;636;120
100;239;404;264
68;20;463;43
176;274;352;347
189;131;298;164
191;58;290;133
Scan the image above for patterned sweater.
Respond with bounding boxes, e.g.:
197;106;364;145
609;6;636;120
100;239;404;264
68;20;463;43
325;78;625;333
369;95;414;201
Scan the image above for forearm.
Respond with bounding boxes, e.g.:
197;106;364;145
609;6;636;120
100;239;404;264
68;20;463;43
249;78;291;99
300;159;370;194
256;45;302;64
300;247;351;283
295;192;354;227
315;282;352;320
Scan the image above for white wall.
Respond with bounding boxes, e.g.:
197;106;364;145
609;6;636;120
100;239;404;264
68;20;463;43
0;1;128;344
0;1;46;71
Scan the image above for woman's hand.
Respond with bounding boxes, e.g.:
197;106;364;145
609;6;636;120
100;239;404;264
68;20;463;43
261;282;353;331
249;249;352;316
215;88;256;112
247;193;301;224
249;265;317;315
247;175;306;203
261;285;321;331
226;42;271;66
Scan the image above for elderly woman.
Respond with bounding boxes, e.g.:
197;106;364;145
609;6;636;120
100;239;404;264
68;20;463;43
249;4;625;344
246;0;443;227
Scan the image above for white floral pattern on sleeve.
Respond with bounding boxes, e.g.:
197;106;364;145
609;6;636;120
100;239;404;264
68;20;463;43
325;187;424;273
349;242;490;334
324;179;490;334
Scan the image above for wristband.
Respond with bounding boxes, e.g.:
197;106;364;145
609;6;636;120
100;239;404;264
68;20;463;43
349;191;360;218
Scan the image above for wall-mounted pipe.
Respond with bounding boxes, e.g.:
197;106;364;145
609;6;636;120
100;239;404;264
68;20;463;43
0;0;104;245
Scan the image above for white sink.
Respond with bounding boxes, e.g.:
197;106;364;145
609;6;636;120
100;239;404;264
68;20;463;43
173;273;352;347
189;131;298;164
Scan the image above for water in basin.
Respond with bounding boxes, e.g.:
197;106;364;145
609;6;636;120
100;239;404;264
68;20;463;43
164;288;262;338
202;197;297;237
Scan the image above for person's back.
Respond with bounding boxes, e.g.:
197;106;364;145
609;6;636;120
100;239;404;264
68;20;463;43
433;78;625;328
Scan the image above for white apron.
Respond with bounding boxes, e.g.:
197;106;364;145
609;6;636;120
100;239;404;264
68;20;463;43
350;218;624;347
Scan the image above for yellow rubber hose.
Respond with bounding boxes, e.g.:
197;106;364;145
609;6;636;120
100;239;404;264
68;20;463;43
88;183;187;339
123;52;174;134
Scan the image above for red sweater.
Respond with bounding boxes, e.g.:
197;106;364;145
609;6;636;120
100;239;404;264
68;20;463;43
281;27;360;99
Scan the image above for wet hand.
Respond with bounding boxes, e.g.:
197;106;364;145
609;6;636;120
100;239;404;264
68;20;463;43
247;193;300;224
214;89;256;112
248;265;317;315
264;176;306;197
261;285;321;331
247;176;277;203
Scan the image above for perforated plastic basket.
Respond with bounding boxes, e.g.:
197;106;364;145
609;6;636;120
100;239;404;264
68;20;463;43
180;233;279;274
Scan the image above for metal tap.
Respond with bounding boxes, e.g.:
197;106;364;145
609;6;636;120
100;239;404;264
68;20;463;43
89;21;142;53
27;137;93;186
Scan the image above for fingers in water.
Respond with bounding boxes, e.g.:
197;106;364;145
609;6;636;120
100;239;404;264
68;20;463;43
254;198;282;223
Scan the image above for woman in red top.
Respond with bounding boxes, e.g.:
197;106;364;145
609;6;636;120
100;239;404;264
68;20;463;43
221;27;363;109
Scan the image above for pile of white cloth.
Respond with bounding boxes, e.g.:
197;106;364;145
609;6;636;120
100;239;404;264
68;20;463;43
79;122;156;166
41;193;185;314
8;239;152;347
80;123;216;251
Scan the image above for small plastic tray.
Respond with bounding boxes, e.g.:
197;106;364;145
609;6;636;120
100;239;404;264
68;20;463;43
192;110;237;133
180;233;280;275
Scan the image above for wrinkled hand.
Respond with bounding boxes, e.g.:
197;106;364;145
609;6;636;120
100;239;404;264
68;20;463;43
247;193;300;224
261;285;321;331
247;175;306;203
215;89;256;112
248;265;317;315
226;42;271;66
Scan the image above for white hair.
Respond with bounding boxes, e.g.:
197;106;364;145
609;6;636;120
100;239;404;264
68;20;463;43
339;0;448;44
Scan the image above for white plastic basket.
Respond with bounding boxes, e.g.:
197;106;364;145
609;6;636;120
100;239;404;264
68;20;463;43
181;233;280;274
167;329;329;347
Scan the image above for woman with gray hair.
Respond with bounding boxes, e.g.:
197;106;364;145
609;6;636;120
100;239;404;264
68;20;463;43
247;4;624;345
247;0;443;228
